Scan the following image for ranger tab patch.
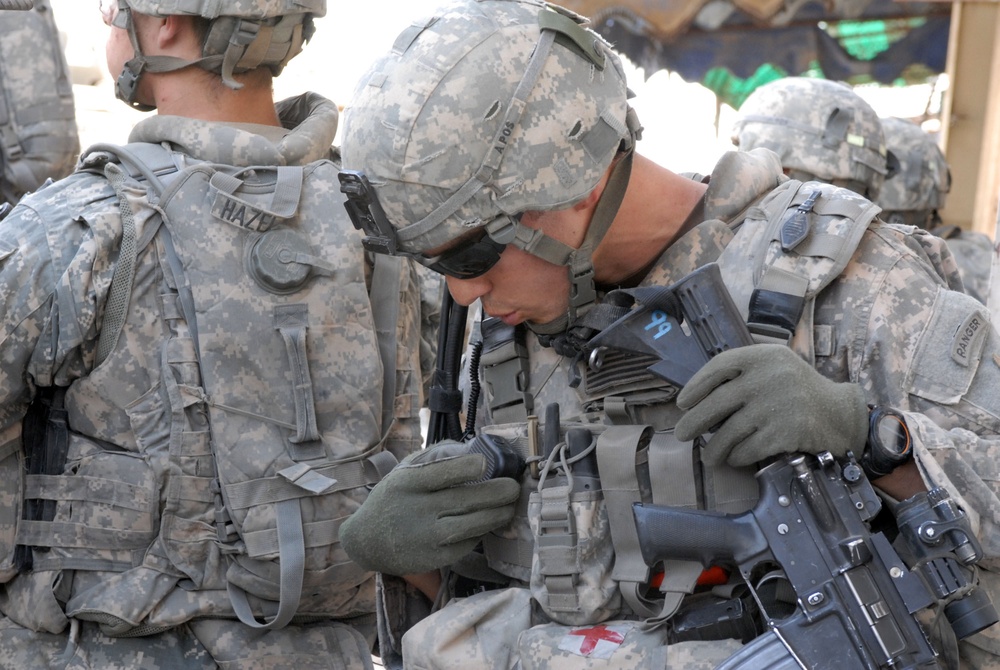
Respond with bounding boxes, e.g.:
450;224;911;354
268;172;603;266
952;310;988;367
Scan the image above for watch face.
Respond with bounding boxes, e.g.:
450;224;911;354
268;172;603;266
876;412;910;456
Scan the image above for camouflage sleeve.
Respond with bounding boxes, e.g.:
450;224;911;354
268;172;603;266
826;222;1000;561
375;572;434;669
0;179;117;432
945;231;994;306
909;223;966;294
0;204;60;432
821;221;1000;663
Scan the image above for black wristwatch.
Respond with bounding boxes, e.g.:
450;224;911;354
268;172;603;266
859;406;912;480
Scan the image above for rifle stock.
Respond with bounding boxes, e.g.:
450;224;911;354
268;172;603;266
588;262;753;388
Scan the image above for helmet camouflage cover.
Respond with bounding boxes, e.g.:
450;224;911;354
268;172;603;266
114;0;325;108
340;0;635;255
877;116;950;225
731;77;890;200
123;0;325;20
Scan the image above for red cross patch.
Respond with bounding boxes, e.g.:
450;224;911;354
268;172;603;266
558;623;633;659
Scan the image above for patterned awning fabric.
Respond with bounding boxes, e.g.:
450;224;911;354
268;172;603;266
558;0;951;98
562;0;891;38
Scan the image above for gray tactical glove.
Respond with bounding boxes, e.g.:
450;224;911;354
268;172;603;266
339;440;521;576
674;344;869;468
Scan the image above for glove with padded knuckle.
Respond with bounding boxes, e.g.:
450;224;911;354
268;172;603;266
674;344;869;467
338;440;521;576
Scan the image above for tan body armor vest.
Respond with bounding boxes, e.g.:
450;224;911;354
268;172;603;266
6;141;402;635
474;179;882;626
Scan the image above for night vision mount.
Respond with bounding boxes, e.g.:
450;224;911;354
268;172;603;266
338;169;399;256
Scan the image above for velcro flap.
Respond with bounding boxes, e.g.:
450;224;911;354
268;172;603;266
278;463;338;495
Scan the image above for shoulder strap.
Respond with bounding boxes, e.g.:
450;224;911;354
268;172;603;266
369;254;401;436
83;141;178;195
724;181;881;353
596;426;663;619
96;163;140;366
478;318;535;425
86;142;180;366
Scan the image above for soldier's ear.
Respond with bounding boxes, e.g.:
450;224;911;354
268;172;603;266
154;14;198;56
885;150;901;181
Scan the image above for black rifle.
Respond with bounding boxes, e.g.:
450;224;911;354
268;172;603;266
590;262;997;667
634;452;998;669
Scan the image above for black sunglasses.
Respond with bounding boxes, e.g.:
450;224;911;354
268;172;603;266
339;169;512;279
418;228;508;279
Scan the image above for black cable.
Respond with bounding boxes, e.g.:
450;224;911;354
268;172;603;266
463;339;483;441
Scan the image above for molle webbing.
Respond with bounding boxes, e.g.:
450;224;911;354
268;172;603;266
741;180;879;347
53;141;401;632
596;425;662;618
591;429;757;628
534;478;579;612
480;318;534;425
17;473;156;553
225;452;397;559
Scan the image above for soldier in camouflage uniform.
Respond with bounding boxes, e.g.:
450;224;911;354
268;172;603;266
0;0;425;668
337;1;1000;668
730;76;892;202
876;117;950;231
0;0;80;205
877;116;993;306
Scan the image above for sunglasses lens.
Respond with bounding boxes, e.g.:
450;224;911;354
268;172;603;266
431;245;503;279
428;213;522;278
427;236;505;279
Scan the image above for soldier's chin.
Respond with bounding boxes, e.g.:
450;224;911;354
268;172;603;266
524;312;569;337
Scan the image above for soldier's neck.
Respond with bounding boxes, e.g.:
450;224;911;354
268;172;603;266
592;155;708;286
151;70;282;127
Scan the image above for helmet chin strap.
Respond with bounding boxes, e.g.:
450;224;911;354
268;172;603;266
525;140;635;345
115;7;298;112
115;6;198;112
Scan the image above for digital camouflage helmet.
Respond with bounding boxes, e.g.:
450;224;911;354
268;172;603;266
877;117;950;229
108;0;325;111
339;0;641;335
731;77;893;200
